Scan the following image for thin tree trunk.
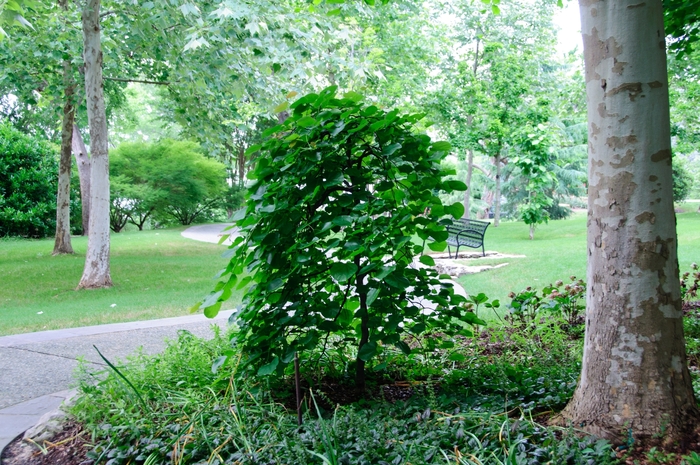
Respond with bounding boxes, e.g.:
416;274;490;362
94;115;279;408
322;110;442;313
493;153;501;227
53;59;76;255
78;0;112;289
464;149;474;220
354;255;369;392
238;144;245;188
558;0;698;443
72;124;91;236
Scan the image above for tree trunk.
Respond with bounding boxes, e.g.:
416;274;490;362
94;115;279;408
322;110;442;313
354;255;369;392
238;144;245;188
53;59;76;255
464;149;474;220
78;0;112;289
493;153;501;227
72;124;91;236
558;0;699;443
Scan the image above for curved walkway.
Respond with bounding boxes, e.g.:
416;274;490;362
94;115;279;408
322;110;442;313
180;223;236;244
0;225;234;452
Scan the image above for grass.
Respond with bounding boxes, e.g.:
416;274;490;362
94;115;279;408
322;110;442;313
456;202;700;310
2;203;699;336
0;227;236;335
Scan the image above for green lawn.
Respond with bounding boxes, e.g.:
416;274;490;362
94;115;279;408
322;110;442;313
0;228;235;335
456;202;700;309
2;203;699;336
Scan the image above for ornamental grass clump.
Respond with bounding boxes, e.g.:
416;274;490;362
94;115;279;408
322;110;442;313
198;86;482;389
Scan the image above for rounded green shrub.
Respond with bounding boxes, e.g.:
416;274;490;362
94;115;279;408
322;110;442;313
0;123;58;238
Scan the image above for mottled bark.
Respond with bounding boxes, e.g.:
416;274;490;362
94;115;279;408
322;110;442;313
53;60;76;255
72;124;91;236
78;0;112;289
559;0;698;443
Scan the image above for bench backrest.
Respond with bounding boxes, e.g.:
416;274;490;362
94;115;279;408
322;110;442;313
446;218;490;239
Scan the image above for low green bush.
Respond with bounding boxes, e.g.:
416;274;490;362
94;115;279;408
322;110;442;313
71;322;615;464
0;123;58;238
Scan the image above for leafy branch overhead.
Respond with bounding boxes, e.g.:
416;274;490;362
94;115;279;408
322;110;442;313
200;86;482;387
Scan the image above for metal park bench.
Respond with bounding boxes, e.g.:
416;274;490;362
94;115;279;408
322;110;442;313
445;218;490;258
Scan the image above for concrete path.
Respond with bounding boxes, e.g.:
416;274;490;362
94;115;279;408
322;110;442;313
0;311;233;452
180;223;236;244
0;224;235;453
0;310;232;450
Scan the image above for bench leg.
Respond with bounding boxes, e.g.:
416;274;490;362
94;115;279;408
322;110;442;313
481;243;485;257
448;245;453;259
455;245;460;259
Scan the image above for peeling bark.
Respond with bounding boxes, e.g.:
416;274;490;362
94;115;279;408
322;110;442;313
558;0;699;443
77;0;112;289
53;60;76;256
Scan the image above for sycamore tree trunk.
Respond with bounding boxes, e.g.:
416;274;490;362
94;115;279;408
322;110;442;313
72;124;91;235
53;60;76;255
78;0;112;289
559;0;698;443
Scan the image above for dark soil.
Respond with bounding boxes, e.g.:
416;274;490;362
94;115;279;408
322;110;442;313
1;421;92;465
685;300;700;313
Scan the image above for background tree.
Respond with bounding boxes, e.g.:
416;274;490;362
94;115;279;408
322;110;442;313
511;122;557;239
110;139;227;228
78;0;113;289
426;0;560;226
558;0;699;443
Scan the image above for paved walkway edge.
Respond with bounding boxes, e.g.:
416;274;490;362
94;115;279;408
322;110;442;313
0;310;234;456
0;310;234;347
0;390;76;455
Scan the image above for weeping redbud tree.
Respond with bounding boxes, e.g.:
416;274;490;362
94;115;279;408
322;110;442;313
200;87;482;390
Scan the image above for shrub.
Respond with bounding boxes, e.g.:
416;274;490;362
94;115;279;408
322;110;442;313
200;87;479;389
0;123;58;238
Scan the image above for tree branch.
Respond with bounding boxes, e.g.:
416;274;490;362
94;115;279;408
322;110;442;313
103;77;171;86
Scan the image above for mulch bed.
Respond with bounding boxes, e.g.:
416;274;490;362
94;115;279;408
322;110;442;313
1;421;92;465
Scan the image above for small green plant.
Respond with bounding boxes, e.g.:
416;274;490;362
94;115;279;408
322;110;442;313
200;86;482;390
682;451;700;465
542;276;586;326
464;292;500;322
681;262;700;304
505;286;543;327
645;446;678;464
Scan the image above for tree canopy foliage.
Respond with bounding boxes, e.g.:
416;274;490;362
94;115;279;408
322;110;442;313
664;0;700;56
110;139;227;229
